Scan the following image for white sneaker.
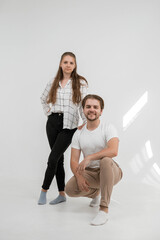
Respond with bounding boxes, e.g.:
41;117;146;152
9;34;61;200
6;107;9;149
89;196;100;207
90;211;109;226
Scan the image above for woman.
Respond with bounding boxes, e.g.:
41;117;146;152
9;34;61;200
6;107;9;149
38;52;88;205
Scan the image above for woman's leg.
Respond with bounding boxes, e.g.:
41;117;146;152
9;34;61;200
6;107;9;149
49;128;76;205
42;128;76;191
46;115;65;192
38;114;61;204
55;155;65;192
46;115;60;149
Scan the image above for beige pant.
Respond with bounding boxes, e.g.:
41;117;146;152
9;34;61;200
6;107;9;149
65;157;123;208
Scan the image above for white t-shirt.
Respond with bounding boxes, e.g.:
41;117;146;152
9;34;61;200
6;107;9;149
71;121;119;168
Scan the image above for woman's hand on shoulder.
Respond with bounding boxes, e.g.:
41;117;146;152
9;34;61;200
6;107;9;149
77;123;85;130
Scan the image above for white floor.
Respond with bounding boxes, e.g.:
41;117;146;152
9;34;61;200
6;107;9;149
1;176;160;240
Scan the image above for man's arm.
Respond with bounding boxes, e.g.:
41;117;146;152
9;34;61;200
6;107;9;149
77;137;119;173
87;137;119;161
70;147;81;176
71;147;89;192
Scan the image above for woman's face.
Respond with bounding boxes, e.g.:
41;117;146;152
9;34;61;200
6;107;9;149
60;55;76;75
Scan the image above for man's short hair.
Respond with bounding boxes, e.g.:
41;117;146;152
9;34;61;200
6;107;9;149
82;94;104;110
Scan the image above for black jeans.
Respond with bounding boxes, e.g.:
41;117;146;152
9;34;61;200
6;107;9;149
42;113;77;191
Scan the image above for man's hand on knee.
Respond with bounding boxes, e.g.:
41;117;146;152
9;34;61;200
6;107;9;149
77;157;91;174
76;175;90;192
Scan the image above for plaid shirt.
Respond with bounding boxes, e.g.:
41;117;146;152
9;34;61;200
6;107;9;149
40;79;88;129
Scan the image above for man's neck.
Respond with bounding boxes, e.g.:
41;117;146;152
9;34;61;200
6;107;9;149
86;119;100;131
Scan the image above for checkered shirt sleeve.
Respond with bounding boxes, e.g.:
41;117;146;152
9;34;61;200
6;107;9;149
40;81;52;116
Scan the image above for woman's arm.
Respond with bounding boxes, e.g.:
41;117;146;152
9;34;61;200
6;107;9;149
79;81;88;123
40;82;52;116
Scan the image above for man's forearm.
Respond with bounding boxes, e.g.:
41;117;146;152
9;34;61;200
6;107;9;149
86;138;119;162
87;147;118;162
71;160;80;177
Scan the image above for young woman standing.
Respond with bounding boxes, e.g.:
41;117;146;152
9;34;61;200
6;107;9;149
38;52;88;205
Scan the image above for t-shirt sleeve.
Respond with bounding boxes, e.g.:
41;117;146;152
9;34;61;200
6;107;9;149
105;124;119;142
71;129;81;149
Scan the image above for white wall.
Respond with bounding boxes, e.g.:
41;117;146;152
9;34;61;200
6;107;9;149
0;0;160;189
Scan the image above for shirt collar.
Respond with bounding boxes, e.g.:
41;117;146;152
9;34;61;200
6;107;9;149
59;79;71;88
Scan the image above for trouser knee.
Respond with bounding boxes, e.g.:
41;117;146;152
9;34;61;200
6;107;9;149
65;182;73;197
65;177;78;197
100;157;113;167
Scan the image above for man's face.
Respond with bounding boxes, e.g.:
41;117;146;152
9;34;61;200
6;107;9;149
83;98;102;122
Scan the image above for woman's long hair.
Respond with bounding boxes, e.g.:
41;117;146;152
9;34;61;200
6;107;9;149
47;52;88;104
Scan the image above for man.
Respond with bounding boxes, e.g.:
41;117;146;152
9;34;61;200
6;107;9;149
65;94;123;226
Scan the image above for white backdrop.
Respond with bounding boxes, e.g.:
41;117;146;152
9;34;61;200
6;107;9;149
0;0;160;191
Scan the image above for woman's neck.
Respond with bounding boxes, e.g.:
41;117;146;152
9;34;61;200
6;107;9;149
62;73;71;81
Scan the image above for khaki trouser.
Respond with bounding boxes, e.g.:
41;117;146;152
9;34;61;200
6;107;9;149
65;157;123;208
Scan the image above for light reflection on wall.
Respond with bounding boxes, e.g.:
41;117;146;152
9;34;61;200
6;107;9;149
141;142;160;189
130;140;153;174
123;91;148;131
143;163;160;190
129;140;160;189
130;154;143;174
145;140;153;159
153;163;160;175
122;90;160;189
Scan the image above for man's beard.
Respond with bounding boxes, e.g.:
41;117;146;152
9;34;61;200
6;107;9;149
86;113;99;121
